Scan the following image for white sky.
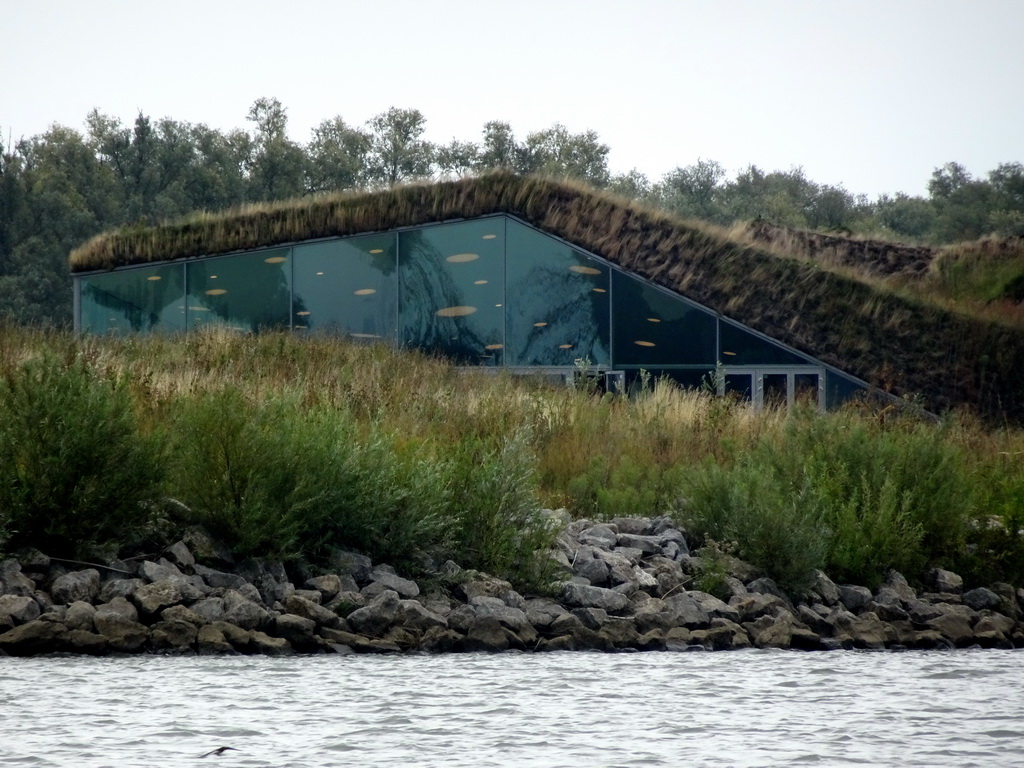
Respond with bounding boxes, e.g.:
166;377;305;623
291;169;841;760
4;0;1023;198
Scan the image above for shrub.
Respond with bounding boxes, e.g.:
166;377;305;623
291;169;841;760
169;388;322;560
0;355;165;557
169;387;453;572
567;455;685;520
680;409;976;590
448;428;557;590
336;431;452;571
680;458;827;592
168;388;388;563
960;467;1024;586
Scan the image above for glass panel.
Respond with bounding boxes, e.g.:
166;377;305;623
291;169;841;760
611;271;717;366
795;372;821;407
622;368;712;393
186;249;291;332
719;321;810;366
763;373;788;409
826;370;866;410
79;263;185;334
292;234;397;340
725;373;753;402
399;218;504;365
506;219;610;366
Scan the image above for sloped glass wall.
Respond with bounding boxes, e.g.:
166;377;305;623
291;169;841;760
719;319;812;366
506;220;609;367
611;270;716;367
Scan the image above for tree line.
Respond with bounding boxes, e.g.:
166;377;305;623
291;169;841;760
2;97;1022;326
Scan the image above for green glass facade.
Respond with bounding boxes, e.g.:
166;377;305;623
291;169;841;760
292;233;397;338
400;218;505;365
79;262;185;334
506;220;610;367
75;214;866;406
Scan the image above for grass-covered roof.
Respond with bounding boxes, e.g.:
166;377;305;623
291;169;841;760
70;172;1024;423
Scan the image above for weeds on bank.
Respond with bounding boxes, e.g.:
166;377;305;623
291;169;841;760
0;354;165;557
1;325;1023;592
679;411;956;589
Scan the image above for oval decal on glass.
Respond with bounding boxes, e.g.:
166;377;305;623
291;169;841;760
436;305;478;317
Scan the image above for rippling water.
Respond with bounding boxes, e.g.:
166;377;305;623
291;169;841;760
1;650;1021;767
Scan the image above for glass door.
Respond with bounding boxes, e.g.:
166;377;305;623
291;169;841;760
718;367;824;410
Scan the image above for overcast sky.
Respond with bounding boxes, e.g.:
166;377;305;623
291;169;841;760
4;0;1022;198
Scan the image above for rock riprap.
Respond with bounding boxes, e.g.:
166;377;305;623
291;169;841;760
2;516;1023;656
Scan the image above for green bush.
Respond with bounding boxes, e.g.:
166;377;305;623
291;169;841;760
336;432;452;571
680;410;976;591
169;388;451;574
0;356;165;557
681;459;827;592
961;468;1024;586
448;429;556;590
168;388;381;563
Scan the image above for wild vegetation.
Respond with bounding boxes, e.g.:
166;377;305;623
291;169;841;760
738;221;1024;331
2;98;1022;327
3;101;1023;598
1;325;1022;594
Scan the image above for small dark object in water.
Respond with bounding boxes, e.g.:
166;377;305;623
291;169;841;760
200;746;239;758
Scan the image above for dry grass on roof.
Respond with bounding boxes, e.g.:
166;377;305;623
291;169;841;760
69;172;1024;423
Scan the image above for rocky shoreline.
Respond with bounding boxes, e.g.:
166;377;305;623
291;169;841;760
2;515;1022;656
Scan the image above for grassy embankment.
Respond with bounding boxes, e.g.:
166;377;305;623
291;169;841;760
738;221;1024;331
2;325;1023;594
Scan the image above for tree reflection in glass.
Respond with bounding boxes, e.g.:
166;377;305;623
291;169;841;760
506;220;609;367
80;263;185;333
399;218;504;365
186;249;292;332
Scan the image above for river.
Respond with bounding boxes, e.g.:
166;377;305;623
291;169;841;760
1;649;1021;767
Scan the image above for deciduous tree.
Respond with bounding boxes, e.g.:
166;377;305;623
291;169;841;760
364;107;434;187
307;116;370;193
246;97;307;201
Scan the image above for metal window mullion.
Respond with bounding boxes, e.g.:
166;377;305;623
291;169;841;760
183;262;190;331
502;216;507;367
394;231;401;349
607;263;614;369
288;247;294;331
73;277;81;333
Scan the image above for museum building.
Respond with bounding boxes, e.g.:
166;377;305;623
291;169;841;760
72;205;867;410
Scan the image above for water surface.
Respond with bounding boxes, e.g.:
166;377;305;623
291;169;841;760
1;650;1021;767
